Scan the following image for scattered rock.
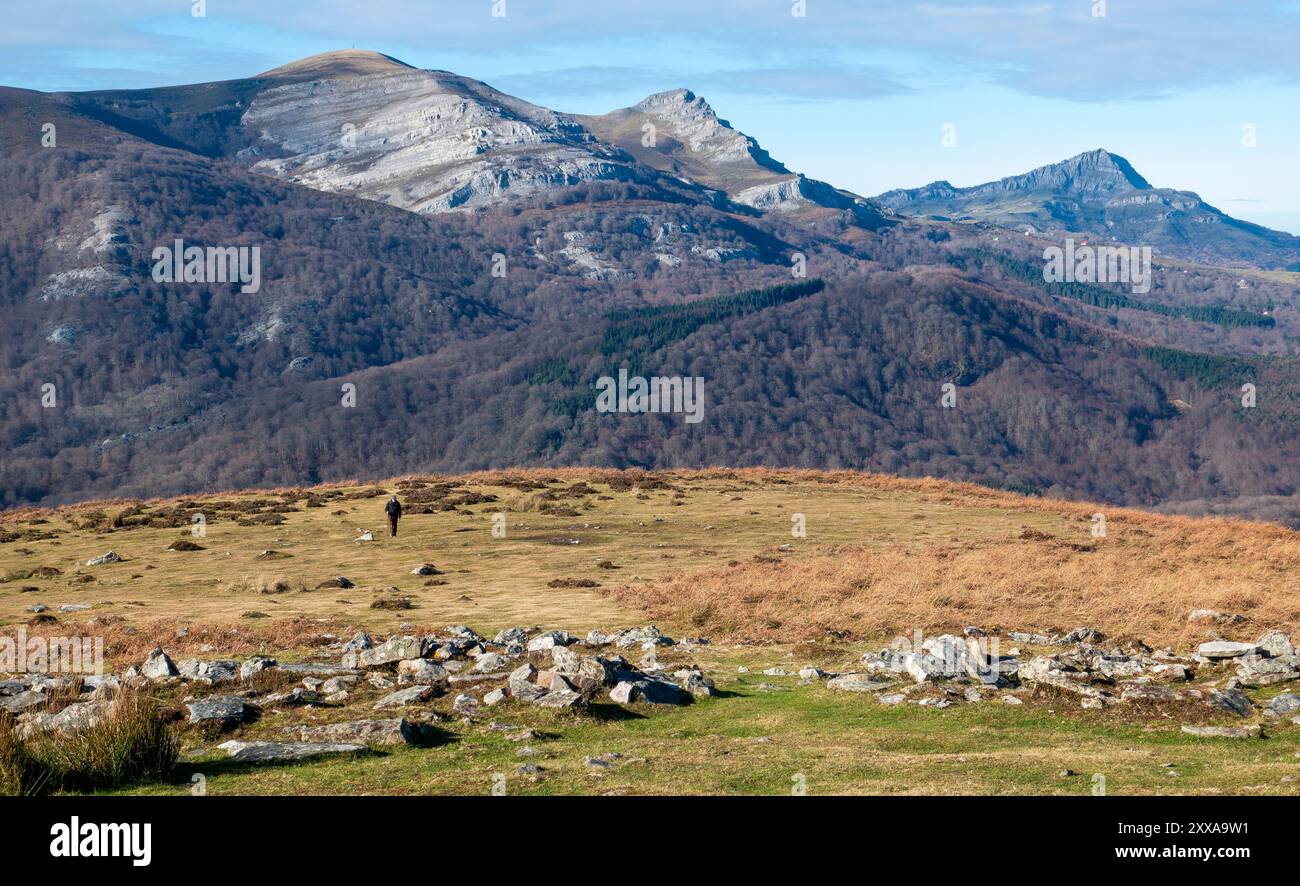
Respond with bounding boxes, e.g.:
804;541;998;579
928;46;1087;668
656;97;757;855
1197;641;1259;659
1267;693;1300;715
397;659;449;686
321;675;358;694
1209;688;1254;717
507;663;548;701
341;631;371;652
217;740;366;763
1235;655;1299;687
827;674;892;693
262;688;321;707
609;678;687;705
1120;683;1179;703
290;718;436;747
527;630;577;651
141;647;179;680
1257;631;1294;658
473;652;511;673
534;688;584;708
237;657;277;680
374;685;437;709
16;700;108;739
348;635;428;668
178;659;240;684
186;696;247;729
0;691;46;714
1181;725;1260;739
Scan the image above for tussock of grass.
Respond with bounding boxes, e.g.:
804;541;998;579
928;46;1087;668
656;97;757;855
0;692;178;795
226;573;308;595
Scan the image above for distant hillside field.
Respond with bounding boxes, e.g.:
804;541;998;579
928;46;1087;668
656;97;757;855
3;468;1296;647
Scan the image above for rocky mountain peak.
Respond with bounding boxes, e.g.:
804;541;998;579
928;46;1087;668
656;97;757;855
633;88;709;116
1009;148;1152;195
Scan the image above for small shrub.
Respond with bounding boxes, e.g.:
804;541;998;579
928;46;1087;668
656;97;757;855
371;597;414;610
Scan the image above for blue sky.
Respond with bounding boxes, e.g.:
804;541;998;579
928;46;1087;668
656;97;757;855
4;0;1298;231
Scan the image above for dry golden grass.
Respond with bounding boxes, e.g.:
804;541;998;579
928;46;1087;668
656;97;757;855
610;500;1300;647
3;468;1298;656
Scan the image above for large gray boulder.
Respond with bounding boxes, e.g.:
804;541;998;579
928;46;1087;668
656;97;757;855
551;646;614;688
1119;683;1179;703
609;678;688;705
15;700;107;739
0;690;47;714
1197;641;1259;659
178;659;239;684
277;663;361;677
240;656;278;680
1209;687;1253;717
217;740;366;763
526;630;577;652
291;718;431;746
141;646;179;680
1267;693;1300;714
827;674;892;693
507;663;547;701
676;668;716;698
320;675;359;694
186;695;247;729
1181;725;1260;739
348;635;428;668
373;685;437;709
473;652;511;673
613;626;671;649
493;627;529;645
396;659;449;685
342;630;372;651
533;688;584;708
1235;655;1298;687
1257;630;1294;658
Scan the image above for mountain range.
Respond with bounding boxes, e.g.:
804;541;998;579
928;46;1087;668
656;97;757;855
2;49;1299;524
874;148;1300;269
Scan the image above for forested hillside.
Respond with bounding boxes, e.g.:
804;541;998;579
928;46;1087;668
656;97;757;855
2;65;1299;523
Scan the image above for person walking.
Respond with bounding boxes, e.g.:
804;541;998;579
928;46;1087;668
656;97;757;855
385;494;402;538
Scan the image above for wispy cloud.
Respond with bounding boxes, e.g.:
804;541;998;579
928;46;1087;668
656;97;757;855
493;63;911;106
2;0;1297;102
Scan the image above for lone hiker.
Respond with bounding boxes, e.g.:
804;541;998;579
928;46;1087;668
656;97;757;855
385;494;402;538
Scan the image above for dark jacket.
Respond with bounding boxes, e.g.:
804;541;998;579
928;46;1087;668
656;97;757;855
385;499;401;520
